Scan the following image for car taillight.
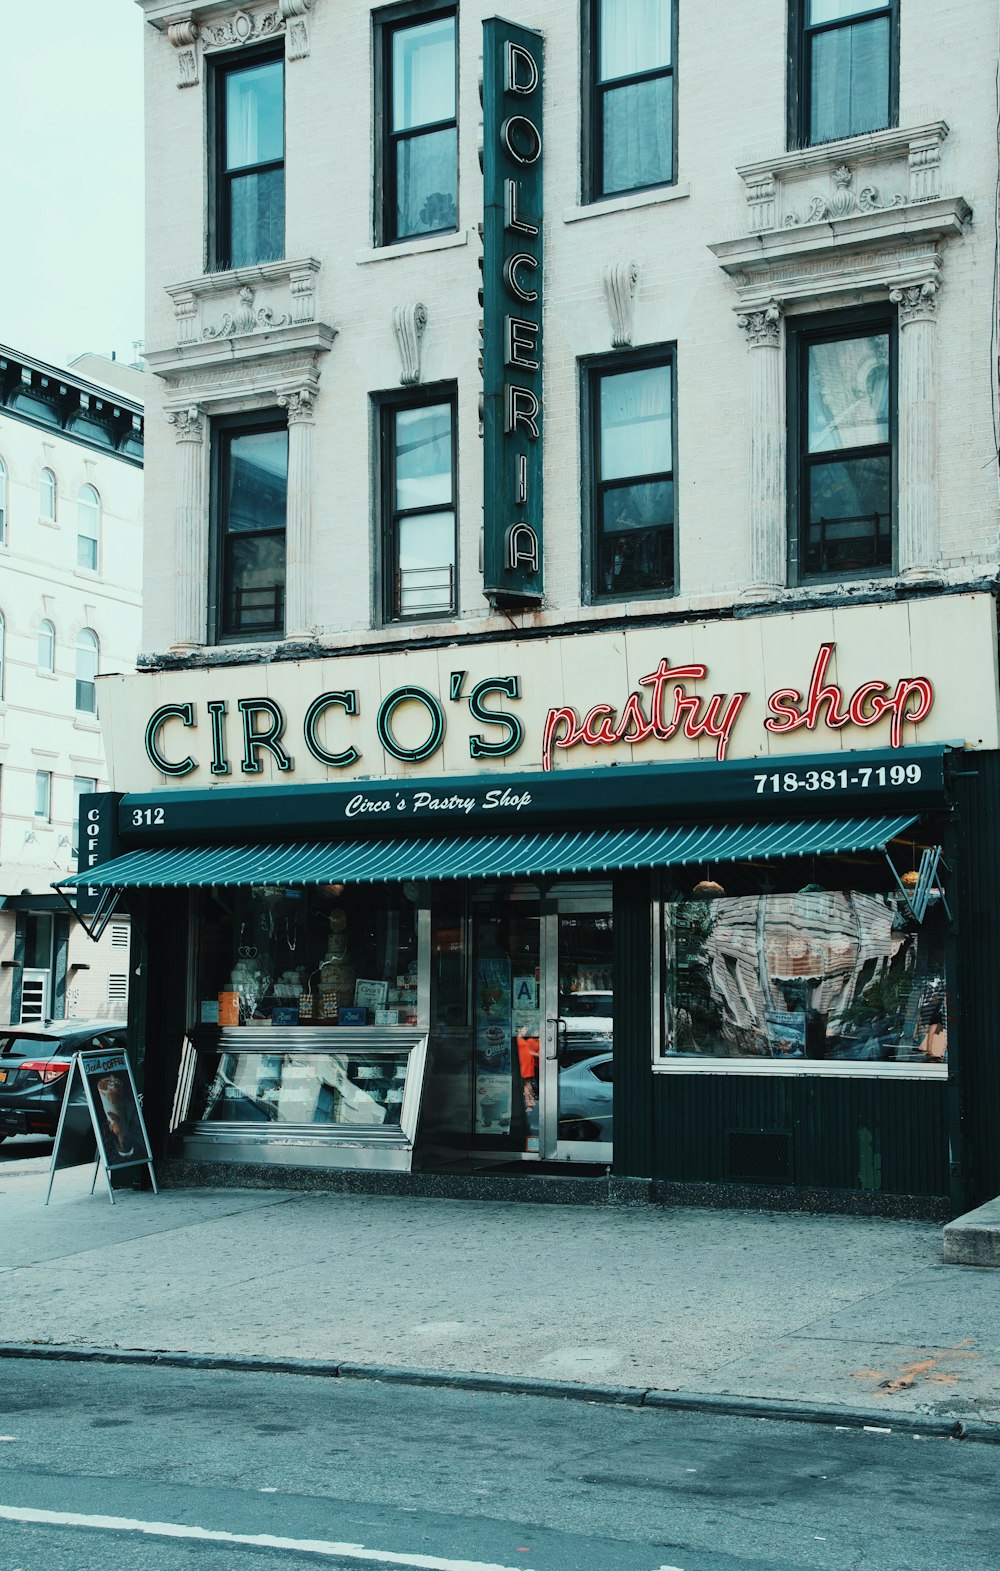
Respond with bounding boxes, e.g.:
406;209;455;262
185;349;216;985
18;1059;71;1083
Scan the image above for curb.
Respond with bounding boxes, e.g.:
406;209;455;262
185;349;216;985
1;1343;997;1443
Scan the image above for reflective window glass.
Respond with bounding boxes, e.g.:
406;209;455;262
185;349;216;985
591;0;674;198
392;17;456;130
37;619;55;672
219;424;288;638
75;629;99;714
385;11;458;243
225;59;284;170
599;0;672;80
77;485;100;571
39;468;56;521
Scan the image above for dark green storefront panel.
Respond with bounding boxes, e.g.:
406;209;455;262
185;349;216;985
651;1074;949;1198
951;752;1000;1211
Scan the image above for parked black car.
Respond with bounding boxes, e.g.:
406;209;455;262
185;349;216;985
0;1021;126;1142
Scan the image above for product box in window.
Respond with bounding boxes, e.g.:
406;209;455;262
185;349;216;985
218;991;240;1027
338;1006;368;1027
272;1005;299;1026
374;1008;400;1026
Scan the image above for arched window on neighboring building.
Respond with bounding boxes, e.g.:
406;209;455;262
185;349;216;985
37;619;55;673
77;484;100;571
39;468;56;522
0;611;6;701
0;457;7;544
75;628;99;715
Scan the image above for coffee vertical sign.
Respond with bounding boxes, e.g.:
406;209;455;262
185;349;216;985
482;18;543;607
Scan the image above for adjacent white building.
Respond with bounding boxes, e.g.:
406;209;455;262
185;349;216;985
0;345;143;1023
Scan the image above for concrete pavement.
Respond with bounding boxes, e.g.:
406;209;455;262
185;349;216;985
1;1139;998;1433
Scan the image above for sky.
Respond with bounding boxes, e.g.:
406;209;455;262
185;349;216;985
0;1;145;372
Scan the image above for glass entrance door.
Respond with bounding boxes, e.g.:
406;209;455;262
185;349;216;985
472;888;612;1163
543;896;613;1162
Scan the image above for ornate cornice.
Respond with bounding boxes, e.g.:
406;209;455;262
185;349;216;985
391;303;427;386
141;1;315;67
203;284;292;340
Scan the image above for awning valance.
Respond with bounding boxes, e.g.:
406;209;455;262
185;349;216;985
55;814;919;890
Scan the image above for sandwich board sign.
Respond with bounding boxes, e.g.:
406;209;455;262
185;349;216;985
45;1047;157;1205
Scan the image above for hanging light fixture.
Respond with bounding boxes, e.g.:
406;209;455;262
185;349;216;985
691;874;725;900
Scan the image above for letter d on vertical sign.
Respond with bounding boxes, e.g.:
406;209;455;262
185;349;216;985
482;18;543;609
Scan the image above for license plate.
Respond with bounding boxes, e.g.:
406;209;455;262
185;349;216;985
0;1069;7;1083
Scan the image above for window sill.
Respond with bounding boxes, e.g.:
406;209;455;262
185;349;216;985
355;229;469;266
38;516;59;530
35;669;58;681
73;567;101;581
564;184;690;224
652;1057;947;1081
73;717;101;732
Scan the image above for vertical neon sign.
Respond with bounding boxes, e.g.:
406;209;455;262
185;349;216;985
482;18;543;607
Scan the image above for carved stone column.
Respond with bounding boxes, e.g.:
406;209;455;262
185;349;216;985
737;301;785;597
166;406;206;648
277;387;316;638
890;277;941;581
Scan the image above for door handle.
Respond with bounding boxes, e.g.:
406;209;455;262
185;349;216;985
545;1017;567;1060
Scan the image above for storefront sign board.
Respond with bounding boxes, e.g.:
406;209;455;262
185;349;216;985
99;594;1000;793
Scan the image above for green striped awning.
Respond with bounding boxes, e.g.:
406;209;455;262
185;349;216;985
56;814;918;890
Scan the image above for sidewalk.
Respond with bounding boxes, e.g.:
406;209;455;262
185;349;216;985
2;1141;998;1432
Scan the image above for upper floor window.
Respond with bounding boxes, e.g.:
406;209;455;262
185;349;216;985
379;7;457;244
214;51;284;269
792;0;896;148
34;770;52;823
37;619;55;673
75;629;99;715
0;611;5;700
587;0;675;200
211;417;288;641
71;775;97;858
379;391;457;620
584;349;676;601
0;457;6;542
77;484;100;571
39;468;56;522
789;310;894;582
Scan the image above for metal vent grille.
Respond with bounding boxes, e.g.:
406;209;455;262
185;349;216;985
108;973;128;1001
110;923;129;949
725;1129;794;1185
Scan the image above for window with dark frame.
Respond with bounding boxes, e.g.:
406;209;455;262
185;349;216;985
212;417;288;642
380;391;457;621
586;351;675;601
790;312;895;582
586;0;675;201
379;6;457;245
791;0;896;149
213;49;285;270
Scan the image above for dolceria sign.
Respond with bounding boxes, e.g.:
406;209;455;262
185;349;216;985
482;18;544;607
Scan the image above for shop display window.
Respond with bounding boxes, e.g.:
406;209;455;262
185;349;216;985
196;885;419;1028
661;880;947;1070
189;1047;411;1127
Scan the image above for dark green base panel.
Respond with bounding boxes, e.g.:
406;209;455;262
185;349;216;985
651;1179;950;1221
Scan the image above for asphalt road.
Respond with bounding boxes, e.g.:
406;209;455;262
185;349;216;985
0;1359;996;1571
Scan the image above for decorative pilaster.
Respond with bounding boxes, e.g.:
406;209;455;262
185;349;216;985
391;303;428;386
277;388;316;637
167;19;199;87
737;301;785;596
166;406;206;648
890;276;942;580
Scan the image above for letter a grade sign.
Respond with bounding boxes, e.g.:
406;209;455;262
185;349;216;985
482;18;543;608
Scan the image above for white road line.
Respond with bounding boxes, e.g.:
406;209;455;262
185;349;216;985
0;1506;536;1571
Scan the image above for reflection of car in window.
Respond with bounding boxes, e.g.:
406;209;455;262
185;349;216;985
560;990;613;1045
557;1051;613;1142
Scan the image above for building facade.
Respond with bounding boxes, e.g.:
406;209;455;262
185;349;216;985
88;0;1000;1212
0;346;143;1024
